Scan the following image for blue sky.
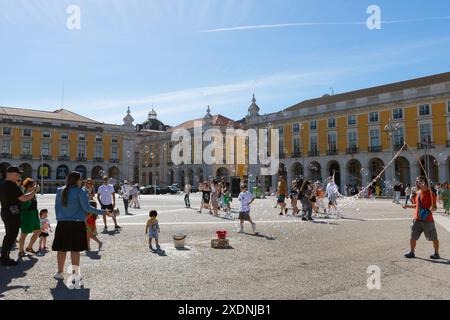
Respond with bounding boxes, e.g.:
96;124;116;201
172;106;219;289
0;0;449;126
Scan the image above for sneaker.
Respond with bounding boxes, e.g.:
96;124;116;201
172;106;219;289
0;259;18;266
430;253;441;260
156;245;161;250
301;217;308;221
53;272;65;280
252;223;257;233
404;251;416;259
115;225;122;230
238;229;244;234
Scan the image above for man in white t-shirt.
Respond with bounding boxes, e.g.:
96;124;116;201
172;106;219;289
97;176;121;231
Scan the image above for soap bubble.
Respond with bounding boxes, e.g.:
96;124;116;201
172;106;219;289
127;151;131;158
438;153;447;162
360;168;369;177
99;170;105;177
433;159;440;166
384;180;392;189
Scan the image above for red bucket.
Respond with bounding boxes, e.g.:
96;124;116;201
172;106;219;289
216;230;228;239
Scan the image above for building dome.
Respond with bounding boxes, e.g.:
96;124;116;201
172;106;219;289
148;109;157;120
248;94;260;117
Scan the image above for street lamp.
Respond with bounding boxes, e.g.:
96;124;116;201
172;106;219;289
300;124;305;175
384;118;400;198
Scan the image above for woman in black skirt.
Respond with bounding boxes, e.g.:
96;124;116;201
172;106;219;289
53;172;113;280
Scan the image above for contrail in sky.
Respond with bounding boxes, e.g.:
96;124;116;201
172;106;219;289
201;15;450;33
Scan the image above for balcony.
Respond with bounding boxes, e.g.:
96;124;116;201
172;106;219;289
394;144;406;151
94;157;104;163
327;149;339;156
109;158;119;163
368;146;382;153
291;152;302;158
417;142;435;150
308;150;319;157
58;155;70;161
279;153;286;159
76;156;87;162
42;155;52;161
346;147;359;155
20;154;32;160
0;153;12;159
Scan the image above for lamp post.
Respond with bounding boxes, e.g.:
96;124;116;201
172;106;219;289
384;118;400;198
40;154;44;195
300;124;305;176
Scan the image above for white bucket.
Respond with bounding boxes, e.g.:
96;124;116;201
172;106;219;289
173;234;187;249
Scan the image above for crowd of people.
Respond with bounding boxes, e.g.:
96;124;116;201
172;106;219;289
1;164;450;278
274;176;341;220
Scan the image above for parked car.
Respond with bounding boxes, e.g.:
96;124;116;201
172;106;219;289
139;185;153;194
168;184;180;194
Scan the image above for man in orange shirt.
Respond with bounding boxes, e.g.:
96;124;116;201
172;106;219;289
403;176;440;260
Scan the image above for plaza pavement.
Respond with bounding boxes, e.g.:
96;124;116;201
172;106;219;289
1;194;450;300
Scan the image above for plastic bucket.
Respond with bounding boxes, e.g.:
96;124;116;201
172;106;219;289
173;234;187;249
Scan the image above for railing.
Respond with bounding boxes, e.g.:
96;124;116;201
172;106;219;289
42;155;52;160
417;142;435;149
308;150;319;157
368;146;382;153
291;152;302;158
0;153;12;159
94;157;104;163
327;149;339;156
58;155;70;161
76;156;87;162
346;147;359;154
109;158;119;163
394;144;405;151
20;154;32;160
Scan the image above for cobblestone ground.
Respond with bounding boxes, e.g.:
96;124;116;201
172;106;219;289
1;194;450;300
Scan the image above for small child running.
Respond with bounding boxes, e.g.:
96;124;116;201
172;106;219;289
145;210;161;251
238;184;256;234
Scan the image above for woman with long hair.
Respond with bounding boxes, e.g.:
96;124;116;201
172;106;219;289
53;172;112;280
18;178;41;257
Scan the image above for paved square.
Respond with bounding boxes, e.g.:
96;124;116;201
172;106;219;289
1;194;450;300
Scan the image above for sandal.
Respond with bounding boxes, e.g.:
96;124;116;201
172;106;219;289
18;251;26;258
26;248;37;255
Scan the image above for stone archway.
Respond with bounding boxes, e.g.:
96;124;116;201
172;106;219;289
291;162;304;179
19;163;32;180
368;158;385;181
326;161;341;188
91;166;104;181
56;165;70;180
108;167;120;180
419;155;439;183
395;157;411;186
0;162;11;182
75;165;87;180
216;167;229;178
308;161;321;182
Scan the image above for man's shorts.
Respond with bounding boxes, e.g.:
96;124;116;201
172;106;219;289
239;211;251;221
410;220;438;241
101;204;114;211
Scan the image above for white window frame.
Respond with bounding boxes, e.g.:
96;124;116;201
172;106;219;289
41;142;51;156
2;127;11;136
369;112;379;124
393;124;405;147
77;143;86;158
327;132;337;150
22;141;32;155
347;129;358;149
369;128;381;147
392;108;404;120
111;145;119;160
328;118;336;129
112;136;118;144
418;104;432;117
310;120;317;131
22;128;32;137
1;139;11;153
94;145;103;158
78;134;86;142
95;135;103;142
309;134;318;152
42;130;51;139
60;143;68;156
60;132;69;140
347;115;357;127
418;121;433;144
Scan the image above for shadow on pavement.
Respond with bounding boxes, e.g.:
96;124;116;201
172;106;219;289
416;257;450;265
101;229;121;236
85;251;101;260
50;280;90;300
0;256;38;298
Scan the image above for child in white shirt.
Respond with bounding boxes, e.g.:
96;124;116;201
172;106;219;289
238;184;256;234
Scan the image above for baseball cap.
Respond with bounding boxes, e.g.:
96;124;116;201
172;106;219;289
7;166;23;174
